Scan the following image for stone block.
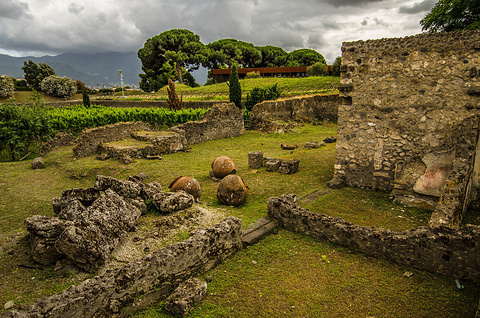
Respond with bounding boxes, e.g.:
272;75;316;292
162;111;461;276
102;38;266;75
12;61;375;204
24;215;66;265
248;151;263;169
164;278;207;317
153;191;195;214
265;158;281;172
278;159;300;174
31;157;45;169
94;175;142;198
58;199;86;221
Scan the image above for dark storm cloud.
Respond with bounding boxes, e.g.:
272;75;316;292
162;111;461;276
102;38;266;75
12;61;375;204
68;2;85;15
361;17;392;27
398;0;436;14
0;0;432;63
0;0;30;19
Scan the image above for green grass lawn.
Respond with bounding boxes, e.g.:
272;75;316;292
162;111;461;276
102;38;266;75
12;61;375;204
0;123;478;317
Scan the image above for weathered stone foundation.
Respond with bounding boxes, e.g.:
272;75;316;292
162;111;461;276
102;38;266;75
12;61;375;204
3;217;242;318
268;194;480;284
169;102;244;145
249;94;339;131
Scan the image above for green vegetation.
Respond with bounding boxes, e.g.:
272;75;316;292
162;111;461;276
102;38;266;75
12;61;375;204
245;83;282;111
1;123;479;317
45;105;206;133
138;29;335;92
40;75;77;99
228;64;242;109
22;60;55;90
154;76;339;101
0;75;15;98
421;0;480;32
0;95;54;161
307;62;328;77
82;90;91;108
332;56;342;77
0;101;207;161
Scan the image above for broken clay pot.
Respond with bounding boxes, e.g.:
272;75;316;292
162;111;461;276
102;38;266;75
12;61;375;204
169;176;202;202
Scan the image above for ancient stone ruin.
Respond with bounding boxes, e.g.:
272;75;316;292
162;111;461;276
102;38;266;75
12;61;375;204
10;217;242;317
70;102;244;163
329;30;480;228
268;193;480;284
169;102;244;145
248;94;340;132
24;173;202;272
248;151;300;174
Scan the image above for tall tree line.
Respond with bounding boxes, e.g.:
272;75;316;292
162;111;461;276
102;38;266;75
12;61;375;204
137;29;328;92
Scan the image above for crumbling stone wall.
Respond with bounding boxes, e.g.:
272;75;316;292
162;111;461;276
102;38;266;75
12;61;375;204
329;30;480;227
48;99;224;109
249;94;339;130
268;194;480;284
73;122;153;158
4;217;242;318
169;102;244;145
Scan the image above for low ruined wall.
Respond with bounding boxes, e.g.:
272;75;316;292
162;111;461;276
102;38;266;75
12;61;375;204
169;102;244;145
73;121;153;158
249;94;339;130
268;194;480;284
48;99;225;109
3;217;242;318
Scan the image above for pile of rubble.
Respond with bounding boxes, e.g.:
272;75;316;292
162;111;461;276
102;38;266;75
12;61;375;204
25;173;198;272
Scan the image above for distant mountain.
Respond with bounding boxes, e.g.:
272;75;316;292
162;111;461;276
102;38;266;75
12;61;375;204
0;52;142;88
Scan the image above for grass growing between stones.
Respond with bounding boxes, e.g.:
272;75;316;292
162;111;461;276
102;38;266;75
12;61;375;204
1;123;479;317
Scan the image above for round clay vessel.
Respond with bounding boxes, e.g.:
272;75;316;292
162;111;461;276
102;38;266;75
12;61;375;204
169;176;202;202
217;174;248;206
211;156;236;179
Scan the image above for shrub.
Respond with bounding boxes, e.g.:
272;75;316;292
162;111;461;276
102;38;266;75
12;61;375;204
307;62;328;77
82;90;91;108
245;71;261;79
0;99;54;161
76;80;88;92
332;56;342;77
228;64;242;109
0;75;15;98
98;88;114;94
245;83;282;111
40;75;77;99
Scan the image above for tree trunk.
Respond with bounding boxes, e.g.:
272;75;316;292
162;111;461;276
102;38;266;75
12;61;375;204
176;63;183;84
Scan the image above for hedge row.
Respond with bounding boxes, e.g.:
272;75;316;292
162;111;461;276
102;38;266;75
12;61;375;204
46;105;208;133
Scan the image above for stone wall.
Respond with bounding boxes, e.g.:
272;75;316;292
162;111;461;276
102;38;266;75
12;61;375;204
329;30;480;226
268;194;480;284
3;217;242;318
249;94;339;130
73;121;153;158
169;102;244;145
48;99;224;109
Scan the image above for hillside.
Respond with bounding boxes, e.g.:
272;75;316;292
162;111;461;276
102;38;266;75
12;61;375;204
0;52;142;88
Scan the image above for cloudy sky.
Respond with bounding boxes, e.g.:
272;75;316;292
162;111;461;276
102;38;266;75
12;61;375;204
0;0;437;63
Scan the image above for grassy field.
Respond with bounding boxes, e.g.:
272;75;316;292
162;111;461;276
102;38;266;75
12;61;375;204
0;122;479;317
0;76;339;104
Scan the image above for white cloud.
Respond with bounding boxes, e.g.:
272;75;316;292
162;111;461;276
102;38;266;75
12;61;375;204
0;0;436;63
